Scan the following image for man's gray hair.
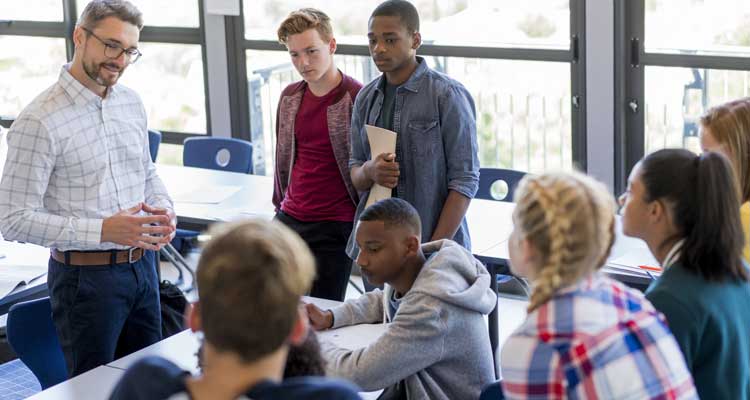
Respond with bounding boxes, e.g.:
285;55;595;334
77;0;143;30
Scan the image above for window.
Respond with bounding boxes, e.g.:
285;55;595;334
0;0;210;152
245;0;570;48
238;0;585;176
76;0;200;27
0;0;63;21
121;43;207;135
0;36;67;118
617;0;750;191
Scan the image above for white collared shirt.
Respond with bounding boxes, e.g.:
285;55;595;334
0;64;173;251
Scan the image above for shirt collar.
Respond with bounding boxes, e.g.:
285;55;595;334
662;239;685;270
375;56;429;94
59;63;117;106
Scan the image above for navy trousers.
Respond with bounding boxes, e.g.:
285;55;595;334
47;250;162;377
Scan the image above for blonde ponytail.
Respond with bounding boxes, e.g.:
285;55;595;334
513;172;617;312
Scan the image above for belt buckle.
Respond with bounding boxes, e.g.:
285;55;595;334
128;248;137;264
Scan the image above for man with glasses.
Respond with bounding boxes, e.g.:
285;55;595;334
0;0;175;377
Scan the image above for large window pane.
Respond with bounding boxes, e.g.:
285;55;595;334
645;0;750;57
120;43;206;133
244;0;570;49
76;0;200;27
246;50;571;175
0;0;62;21
0;36;67;118
644;66;749;154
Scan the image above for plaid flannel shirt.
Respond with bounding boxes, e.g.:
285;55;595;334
500;273;697;400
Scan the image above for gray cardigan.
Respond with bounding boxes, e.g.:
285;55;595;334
321;240;496;400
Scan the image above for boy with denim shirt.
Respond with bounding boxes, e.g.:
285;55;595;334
347;0;480;261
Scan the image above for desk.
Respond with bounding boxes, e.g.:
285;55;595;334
157;165;660;372
26;366;124;400
106;297;383;400
0;240;52;316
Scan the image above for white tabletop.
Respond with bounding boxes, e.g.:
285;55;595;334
26;366;124;400
104;296;384;398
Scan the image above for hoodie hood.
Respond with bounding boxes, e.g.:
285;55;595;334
403;239;496;315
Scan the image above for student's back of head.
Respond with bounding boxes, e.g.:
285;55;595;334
197;219;316;361
283;331;326;379
636;149;747;282
511;171;617;311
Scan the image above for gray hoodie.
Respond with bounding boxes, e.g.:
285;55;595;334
321;239;497;400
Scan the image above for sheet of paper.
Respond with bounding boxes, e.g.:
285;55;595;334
318;323;388;350
364;125;398;209
171;185;242;204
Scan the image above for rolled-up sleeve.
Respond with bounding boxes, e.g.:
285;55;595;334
440;84;480;199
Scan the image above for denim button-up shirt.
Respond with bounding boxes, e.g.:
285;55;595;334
347;57;480;259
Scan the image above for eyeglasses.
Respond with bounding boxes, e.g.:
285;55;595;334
81;27;142;64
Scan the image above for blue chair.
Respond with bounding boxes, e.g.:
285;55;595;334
7;297;67;389
476;168;526;202
182;137;253;174
173;137;254;255
148;129;162;163
479;381;504;400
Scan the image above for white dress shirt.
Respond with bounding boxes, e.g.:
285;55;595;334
0;64;173;251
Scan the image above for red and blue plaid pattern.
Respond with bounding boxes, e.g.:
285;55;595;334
500;273;697;399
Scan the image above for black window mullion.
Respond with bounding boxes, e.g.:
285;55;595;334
161;130;204;145
226;13;251;142
139;27;201;44
615;0;645;194
641;53;750;71
570;0;587;171
0;21;66;37
62;0;77;60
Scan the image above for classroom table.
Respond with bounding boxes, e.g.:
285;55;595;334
158;164;660;372
28;297;389;399
26;366;125;400
0;240;52;316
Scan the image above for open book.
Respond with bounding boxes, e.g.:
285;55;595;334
0;240;50;299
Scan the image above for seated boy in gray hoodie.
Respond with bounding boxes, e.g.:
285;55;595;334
305;198;496;400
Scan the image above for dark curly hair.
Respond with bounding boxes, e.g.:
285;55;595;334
196;330;326;378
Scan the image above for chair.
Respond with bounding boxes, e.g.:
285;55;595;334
476;168;526;202
479;381;504;400
148;129;162;163
172;137;254;281
182;137;253;174
6;297;67;389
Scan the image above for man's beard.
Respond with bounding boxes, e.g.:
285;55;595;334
83;59;123;87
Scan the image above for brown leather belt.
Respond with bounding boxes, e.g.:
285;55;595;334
51;248;144;266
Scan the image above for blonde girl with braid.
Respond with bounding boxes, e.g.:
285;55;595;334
500;172;697;400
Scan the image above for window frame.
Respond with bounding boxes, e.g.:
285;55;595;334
0;0;212;145
615;0;750;193
228;0;588;172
